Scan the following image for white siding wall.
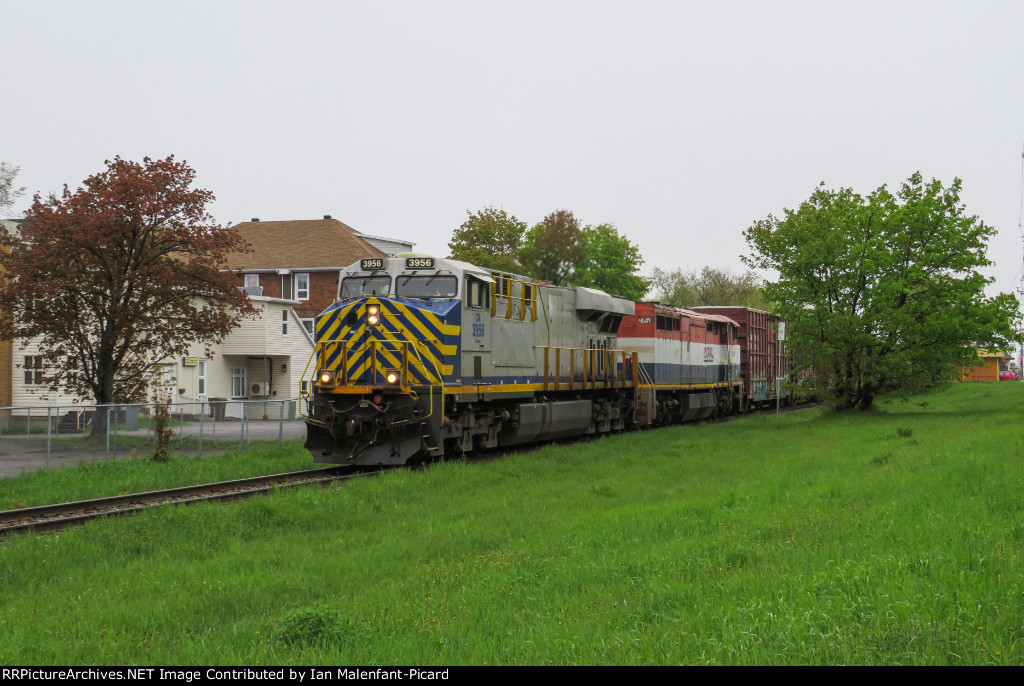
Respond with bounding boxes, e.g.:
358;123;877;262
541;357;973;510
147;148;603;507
9;336;94;409
5;299;313;412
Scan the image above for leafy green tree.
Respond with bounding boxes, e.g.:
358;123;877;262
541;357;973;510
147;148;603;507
1;162;24;214
518;210;583;285
447;207;527;272
574;223;650;300
744;172;1018;410
650;266;767;309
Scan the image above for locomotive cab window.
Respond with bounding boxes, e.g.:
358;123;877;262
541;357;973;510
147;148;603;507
467;277;491;309
396;274;458;299
340;275;392;299
656;315;681;332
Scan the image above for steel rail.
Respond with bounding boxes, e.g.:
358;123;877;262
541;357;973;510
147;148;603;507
0;467;370;538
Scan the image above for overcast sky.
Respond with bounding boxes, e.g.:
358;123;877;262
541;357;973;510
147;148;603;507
4;0;1024;297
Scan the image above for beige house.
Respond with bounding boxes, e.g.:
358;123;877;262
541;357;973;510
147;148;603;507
157;295;315;418
7;295;315;417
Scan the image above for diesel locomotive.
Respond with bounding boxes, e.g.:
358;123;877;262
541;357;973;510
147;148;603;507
302;254;783;466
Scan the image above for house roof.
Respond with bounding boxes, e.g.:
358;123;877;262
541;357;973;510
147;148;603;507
223;218;386;270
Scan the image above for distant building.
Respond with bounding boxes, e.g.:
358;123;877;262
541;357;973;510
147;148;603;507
0;220;21;407
957;348;1010;382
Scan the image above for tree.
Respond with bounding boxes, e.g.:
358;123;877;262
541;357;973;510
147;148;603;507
0;156;255;410
447;206;527;272
1;161;25;214
574;223;650;300
518;209;583;285
650;266;767;309
744;172;1018;410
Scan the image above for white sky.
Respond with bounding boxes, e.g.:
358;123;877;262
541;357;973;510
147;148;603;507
4;0;1024;298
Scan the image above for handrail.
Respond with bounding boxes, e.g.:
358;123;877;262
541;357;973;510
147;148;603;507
535;345;643;392
491;275;538;322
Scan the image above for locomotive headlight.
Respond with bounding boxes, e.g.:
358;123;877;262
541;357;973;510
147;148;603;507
385;370;400;385
318;370;335;386
367;305;380;326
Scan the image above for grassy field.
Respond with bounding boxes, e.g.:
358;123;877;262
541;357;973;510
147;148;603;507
0;382;1022;665
0;441;314;508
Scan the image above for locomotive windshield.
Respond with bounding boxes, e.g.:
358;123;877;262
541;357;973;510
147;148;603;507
395;275;458;298
340;275;392;299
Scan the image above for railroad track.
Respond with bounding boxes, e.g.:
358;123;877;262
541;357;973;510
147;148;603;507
0;467;370;539
2;403;814;539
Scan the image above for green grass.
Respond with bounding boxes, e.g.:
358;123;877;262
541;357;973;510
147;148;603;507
1;382;1022;665
0;441;313;508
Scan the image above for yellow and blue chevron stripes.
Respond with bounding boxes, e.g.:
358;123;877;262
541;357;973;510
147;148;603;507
315;297;461;386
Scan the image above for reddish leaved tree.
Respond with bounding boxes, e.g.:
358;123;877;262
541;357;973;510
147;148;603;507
0;156;254;410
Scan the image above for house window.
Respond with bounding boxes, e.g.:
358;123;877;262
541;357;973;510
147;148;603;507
198;359;207;396
295;273;310;300
245;273;259;288
23;356;44;385
282;309;289;335
300;318;315;335
231;367;247;398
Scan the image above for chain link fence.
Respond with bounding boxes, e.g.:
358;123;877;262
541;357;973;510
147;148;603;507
0;399;306;478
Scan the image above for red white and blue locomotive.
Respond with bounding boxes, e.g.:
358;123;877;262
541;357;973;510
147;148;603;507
303;255;787;466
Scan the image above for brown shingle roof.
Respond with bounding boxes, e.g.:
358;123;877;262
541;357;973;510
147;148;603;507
223;218;386;270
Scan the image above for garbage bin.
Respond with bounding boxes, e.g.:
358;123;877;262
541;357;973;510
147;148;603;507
210;398;227;421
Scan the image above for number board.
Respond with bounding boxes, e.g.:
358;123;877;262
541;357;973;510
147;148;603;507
360;258;385;270
405;257;435;269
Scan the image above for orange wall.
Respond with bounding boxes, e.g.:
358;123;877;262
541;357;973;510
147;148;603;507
958;357;1000;382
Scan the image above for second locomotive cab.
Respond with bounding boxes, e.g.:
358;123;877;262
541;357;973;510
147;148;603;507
302;254;754;466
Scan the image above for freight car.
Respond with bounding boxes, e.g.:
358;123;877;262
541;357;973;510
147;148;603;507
302;255;770;466
689;306;791;408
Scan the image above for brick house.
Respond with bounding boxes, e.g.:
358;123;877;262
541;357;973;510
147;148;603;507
223;216;413;336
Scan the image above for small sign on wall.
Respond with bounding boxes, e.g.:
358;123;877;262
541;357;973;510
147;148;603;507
182;357;198;367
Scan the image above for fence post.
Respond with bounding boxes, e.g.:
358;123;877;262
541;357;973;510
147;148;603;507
240;400;246;450
26;406;31;436
106;405;111;460
46;406;52;470
278;400;284;447
199;400;204;457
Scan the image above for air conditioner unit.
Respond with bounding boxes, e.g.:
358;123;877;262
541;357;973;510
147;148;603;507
251;383;271;395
